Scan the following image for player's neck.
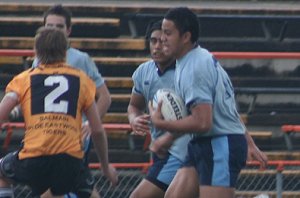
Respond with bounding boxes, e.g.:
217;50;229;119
176;42;197;60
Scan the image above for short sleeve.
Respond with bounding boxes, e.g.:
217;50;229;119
81;73;96;111
83;55;105;88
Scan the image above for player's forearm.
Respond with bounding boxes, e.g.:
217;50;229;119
127;105;143;124
91;129;110;169
0;93;19;122
96;86;111;119
96;96;111;119
245;130;256;147
155;115;210;134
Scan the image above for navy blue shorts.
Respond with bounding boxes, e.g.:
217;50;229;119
146;153;183;191
183;134;247;187
0;152;94;197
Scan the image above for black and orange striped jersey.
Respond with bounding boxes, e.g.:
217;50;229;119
5;63;96;160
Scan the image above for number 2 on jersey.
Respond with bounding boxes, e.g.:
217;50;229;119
44;76;68;113
31;74;79;118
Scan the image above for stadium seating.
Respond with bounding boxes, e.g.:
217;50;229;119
0;16;121;37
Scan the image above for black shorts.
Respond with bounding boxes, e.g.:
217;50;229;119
0;152;94;197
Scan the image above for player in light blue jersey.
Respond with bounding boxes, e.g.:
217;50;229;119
149;7;268;198
128;20;196;198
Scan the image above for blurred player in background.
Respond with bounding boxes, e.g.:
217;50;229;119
127;20;196;198
10;4;111;165
0;27;117;198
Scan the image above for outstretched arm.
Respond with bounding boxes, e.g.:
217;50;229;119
245;131;268;169
85;102;118;187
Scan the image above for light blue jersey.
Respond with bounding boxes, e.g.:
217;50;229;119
32;47;105;88
175;46;245;137
132;60;192;162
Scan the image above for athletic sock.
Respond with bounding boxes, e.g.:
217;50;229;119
0;187;14;198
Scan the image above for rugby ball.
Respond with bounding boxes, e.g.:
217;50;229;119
152;89;187;121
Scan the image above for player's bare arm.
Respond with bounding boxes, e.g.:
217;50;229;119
128;93;150;136
85;102;118;187
0;92;19;123
95;85;111;119
245;131;268;169
149;102;212;134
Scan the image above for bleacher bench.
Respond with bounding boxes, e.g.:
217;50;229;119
0;37;146;51
265;151;300;161
0;16;120;26
248;131;272;139
126;13;300;51
0;17;121;38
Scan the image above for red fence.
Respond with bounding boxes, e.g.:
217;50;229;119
3;49;300;59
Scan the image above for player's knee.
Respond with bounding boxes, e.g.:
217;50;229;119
89;188;100;198
0;152;17;179
129;189;139;198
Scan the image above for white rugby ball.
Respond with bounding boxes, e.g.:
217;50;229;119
152;89;187;121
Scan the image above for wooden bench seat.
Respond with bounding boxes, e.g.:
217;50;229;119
2;2;300;51
126;13;300;51
25;56;149;67
93;57;149;66
248;131;272;139
0;16;120;26
0;17;121;38
103;112;128;123
0;37;146;50
1;2;299;17
265;151;300;160
105;77;133;89
4;51;300;69
0;56;23;65
111;94;131;103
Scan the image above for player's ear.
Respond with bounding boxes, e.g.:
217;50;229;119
66;26;72;36
183;31;192;44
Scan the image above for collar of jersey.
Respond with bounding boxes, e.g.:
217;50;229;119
156;61;176;76
38;62;67;69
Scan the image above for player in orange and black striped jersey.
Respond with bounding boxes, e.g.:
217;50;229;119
0;27;118;198
8;64;94;160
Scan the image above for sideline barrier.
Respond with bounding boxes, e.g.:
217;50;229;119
3;49;300;59
1;122;300;197
11;160;300;198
